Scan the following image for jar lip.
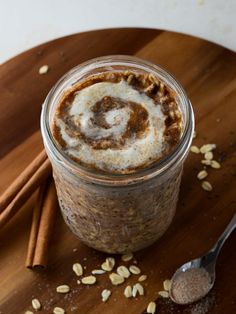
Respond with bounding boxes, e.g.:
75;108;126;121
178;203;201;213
41;55;194;186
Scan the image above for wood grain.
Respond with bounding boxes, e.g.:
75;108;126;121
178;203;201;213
0;28;235;314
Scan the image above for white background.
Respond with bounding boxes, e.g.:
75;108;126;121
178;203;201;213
0;0;235;64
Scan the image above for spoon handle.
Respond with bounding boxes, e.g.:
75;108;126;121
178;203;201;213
211;213;236;257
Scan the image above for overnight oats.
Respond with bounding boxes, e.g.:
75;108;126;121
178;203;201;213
41;55;194;253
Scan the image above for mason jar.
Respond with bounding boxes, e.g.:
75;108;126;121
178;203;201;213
41;55;194;254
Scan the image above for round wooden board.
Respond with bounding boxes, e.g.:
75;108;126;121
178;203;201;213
0;28;235;314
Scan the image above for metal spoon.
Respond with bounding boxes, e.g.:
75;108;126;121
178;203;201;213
169;213;236;304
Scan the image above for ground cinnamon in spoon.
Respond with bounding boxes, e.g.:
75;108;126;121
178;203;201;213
170;268;212;304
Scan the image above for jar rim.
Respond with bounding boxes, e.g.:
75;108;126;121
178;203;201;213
41;55;194;186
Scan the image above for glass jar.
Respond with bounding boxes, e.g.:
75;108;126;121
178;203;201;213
41;55;194;254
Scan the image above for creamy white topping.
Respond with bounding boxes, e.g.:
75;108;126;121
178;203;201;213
55;80;167;172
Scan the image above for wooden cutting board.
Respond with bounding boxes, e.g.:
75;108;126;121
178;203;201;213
0;28;235;314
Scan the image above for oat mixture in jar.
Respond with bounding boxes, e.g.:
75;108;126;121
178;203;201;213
41;55;194;253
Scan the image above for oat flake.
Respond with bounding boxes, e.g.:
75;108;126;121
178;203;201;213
72;263;83;276
135;283;144;295
197;170;208;180
39;65;49;75
101;257;115;271
81;276;96;285
211;160;221;169
121;253;133;262
53;307;65;314
101;289;111;302
158;290;169;298
163;279;171;291
109;273;124;285
147;301;156;314
129;265;141;275
56;285;70;293
124;285;132;298
117;265;130;278
201;181;213;191
32;298;41;310
190;146;200;154
138;275;147;282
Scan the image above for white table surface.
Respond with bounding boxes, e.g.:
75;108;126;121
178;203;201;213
0;0;235;64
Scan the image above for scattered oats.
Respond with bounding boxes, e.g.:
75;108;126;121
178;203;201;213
117;266;130;278
101;257;115;271
121;252;133;262
53;307;65;314
92;269;105;275
211;160;221;169
204;151;213;160
132;284;138;297
101;289;111;302
138;275;147;282
193;131;197;138
109;273;125;285
38;65;49;75
202;181;213;191
201;159;212;166
190;146;200;154
56;285;70;293
72;248;77;252
163;279;171;291
129;265;141;275
81;275;96;285
158;290;169;298
197;170;208;180
147;301;156;314
77;280;81;284
72;263;83;276
124;285;132;298
200;144;216;154
135;283;144;296
25;311;34;314
32;298;41;310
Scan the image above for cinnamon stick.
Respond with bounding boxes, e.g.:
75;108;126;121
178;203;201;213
0;149;47;212
25;184;47;268
0;158;51;228
32;180;58;268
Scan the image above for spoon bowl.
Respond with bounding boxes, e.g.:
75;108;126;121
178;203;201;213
169;213;236;304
